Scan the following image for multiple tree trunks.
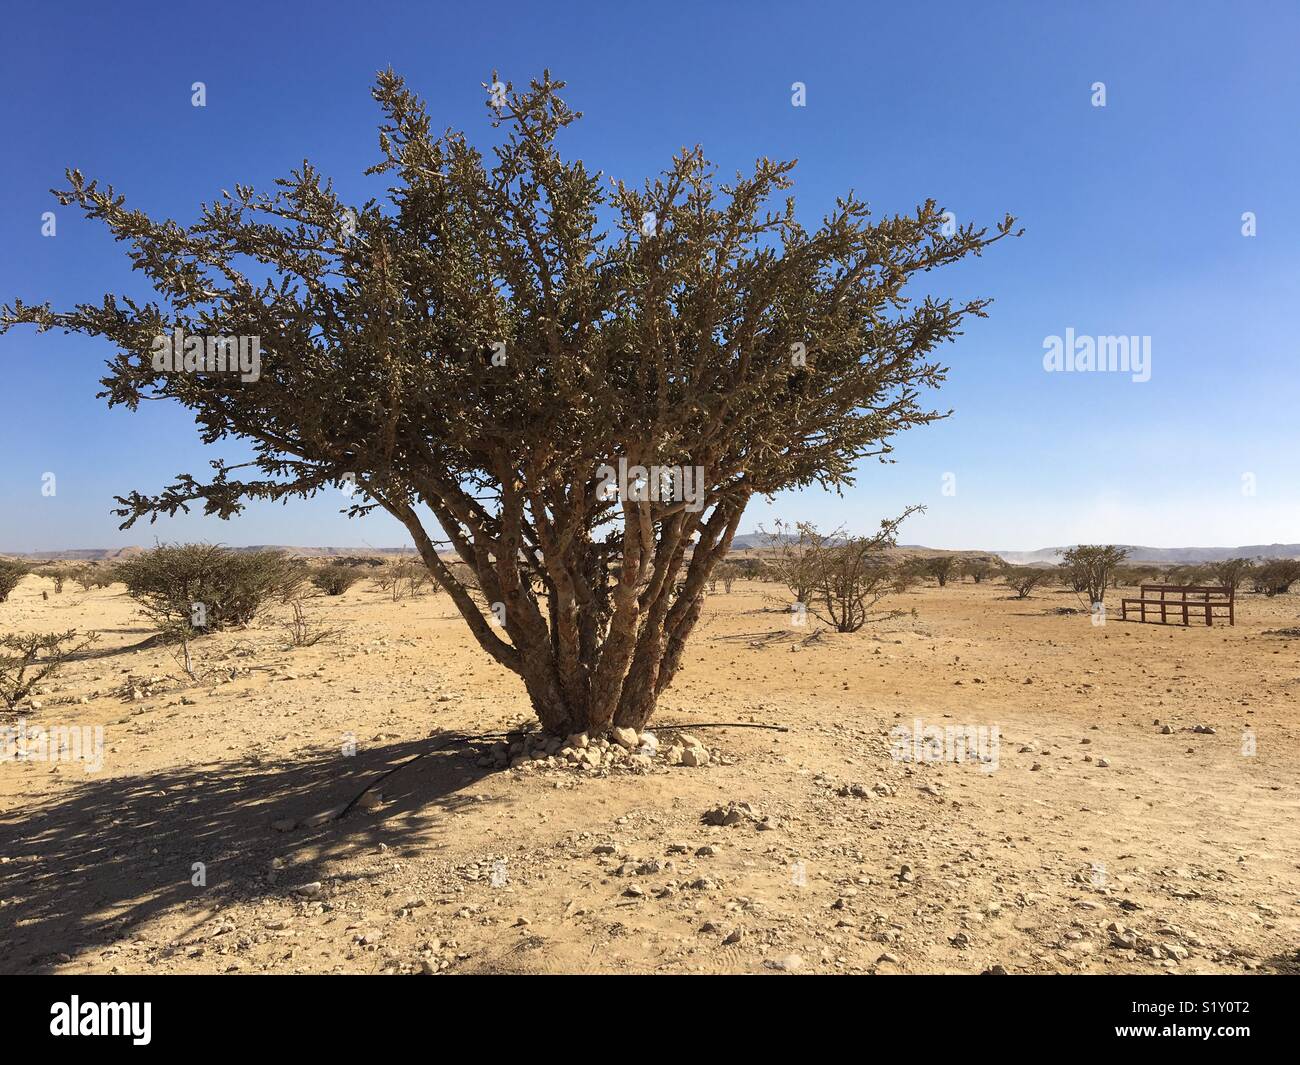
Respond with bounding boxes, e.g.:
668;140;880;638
1120;584;1234;626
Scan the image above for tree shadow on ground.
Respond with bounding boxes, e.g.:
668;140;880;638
1262;949;1299;974
0;733;498;973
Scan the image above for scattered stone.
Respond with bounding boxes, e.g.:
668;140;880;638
702;802;755;827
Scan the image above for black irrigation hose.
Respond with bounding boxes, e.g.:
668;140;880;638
653;722;790;732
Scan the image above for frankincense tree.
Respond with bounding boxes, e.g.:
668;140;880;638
1;70;1017;736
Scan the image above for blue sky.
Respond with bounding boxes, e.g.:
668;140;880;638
2;0;1297;553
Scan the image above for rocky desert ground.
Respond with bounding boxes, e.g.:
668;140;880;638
1;571;1297;976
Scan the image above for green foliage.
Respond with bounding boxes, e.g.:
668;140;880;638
0;560;28;603
1061;545;1129;606
311;564;364;596
921;556;957;587
114;544;306;635
960;557;996;583
1003;567;1052;599
73;566;119;591
36;565;76;593
1209;557;1253;593
1253;558;1300;596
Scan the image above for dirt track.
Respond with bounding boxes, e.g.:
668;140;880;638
2;575;1297;974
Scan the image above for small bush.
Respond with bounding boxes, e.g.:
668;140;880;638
36;566;75;593
1209;558;1253;594
1163;564;1211;588
0;560;28;603
312;565;364;596
385;557;438;600
1062;545;1129;606
285;601;337;647
1003;567;1052;599
802;511;919;632
1253;559;1300;596
73;566;118;591
1;630;99;711
921;556;957;587
115;544;307;635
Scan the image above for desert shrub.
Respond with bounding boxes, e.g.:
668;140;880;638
1003;567;1051;599
1063;566;1089;593
761;522;819;604
36;566;76;593
384;557;436;600
312;564;364;596
1110;564;1156;588
73;566;118;591
326;555;385;568
1163;564;1211;587
802;510;919;632
921;556;957;587
728;557;766;581
1253;559;1300;596
1061;545;1129;606
1;630;99;711
115;544;307;634
0;560;28;603
1210;557;1254;594
712;560;744;593
285;601;337;647
961;558;996;583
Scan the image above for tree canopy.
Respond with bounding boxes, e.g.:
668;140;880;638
2;70;1018;734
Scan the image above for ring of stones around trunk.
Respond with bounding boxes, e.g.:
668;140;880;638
472;728;719;776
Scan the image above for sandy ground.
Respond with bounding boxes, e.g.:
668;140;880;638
1;573;1297;975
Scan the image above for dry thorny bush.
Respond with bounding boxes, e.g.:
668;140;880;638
0;630;100;713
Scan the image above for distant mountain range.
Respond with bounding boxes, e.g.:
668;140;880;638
989;544;1300;566
728;534;1300;565
6;540;1300;565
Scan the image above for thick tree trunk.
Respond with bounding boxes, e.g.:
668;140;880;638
384;470;749;739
